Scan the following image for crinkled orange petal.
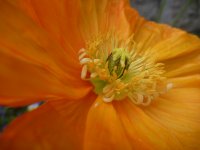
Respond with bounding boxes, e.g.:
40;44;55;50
127;12;200;77
168;74;200;88
16;0;133;47
16;0;84;51
114;100;183;150
142;75;200;149
0;93;96;150
164;50;200;77
0;0;91;106
83;96;132;150
0;0;85;78
132;17;200;150
143;93;200;149
79;0;134;40
128;17;200;61
83;96;151;150
125;8;200;149
0;50;92;106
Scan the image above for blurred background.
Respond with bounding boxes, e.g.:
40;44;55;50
131;0;200;35
0;0;200;131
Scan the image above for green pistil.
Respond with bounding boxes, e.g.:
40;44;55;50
107;48;130;78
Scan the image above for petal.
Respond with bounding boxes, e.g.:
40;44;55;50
127;10;200;77
126;8;200;140
161;88;200;103
17;0;84;50
114;100;182;150
152;31;200;62
79;0;133;40
143;92;200;149
164;50;200;77
142;76;200;149
0;51;91;107
111;2;200;77
83;96;150;150
167;74;200;88
0;0;82;77
0;0;91;106
16;0;133;47
127;9;200;62
123;1;142;34
0;93;96;150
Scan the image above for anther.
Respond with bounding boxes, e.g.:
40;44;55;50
90;72;98;78
93;59;100;63
129;95;141;105
141;97;152;106
80;58;92;65
137;94;144;104
103;84;113;94
81;65;88;80
78;48;86;54
79;52;87;60
103;94;115;102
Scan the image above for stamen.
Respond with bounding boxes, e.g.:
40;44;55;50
103;94;115;102
103;84;113;93
78;33;171;106
81;65;88;80
80;58;92;65
137;94;144;104
78;48;86;54
79;52;87;60
90;72;98;78
93;59;100;63
128;94;142;105
141;97;152;106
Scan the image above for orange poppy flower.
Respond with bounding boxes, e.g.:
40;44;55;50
0;0;200;150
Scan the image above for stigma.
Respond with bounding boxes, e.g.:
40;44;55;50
79;34;173;106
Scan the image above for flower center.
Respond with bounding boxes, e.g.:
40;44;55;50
79;34;172;106
108;48;131;79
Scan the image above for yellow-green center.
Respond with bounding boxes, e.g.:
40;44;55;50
107;48;130;78
79;34;173;106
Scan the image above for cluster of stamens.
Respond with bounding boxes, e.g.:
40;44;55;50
79;34;173;106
